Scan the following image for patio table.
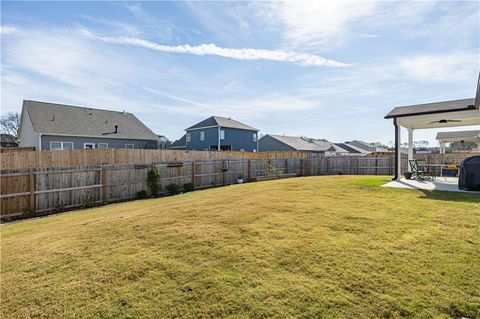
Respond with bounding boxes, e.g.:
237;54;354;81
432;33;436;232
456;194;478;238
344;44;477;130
422;164;448;180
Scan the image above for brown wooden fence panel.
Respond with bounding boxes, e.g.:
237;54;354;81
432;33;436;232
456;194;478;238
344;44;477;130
0;149;310;170
2;152;478;220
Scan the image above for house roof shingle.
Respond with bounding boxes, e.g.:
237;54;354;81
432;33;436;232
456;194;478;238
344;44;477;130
186;116;258;131
171;134;187;148
436;130;480;140
384;98;476;119
334;143;365;154
23;100;159;140
263;134;332;152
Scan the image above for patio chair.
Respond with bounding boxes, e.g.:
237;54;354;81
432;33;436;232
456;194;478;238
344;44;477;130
409;159;428;180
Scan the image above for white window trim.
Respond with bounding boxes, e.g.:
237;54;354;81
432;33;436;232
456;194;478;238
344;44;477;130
253;133;257;142
186;133;191;143
125;144;134;149
50;141;73;151
200;131;205;141
83;142;95;149
220;130;225;140
98;143;108;149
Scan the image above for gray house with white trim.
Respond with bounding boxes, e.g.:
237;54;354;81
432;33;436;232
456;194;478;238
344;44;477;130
18;100;159;150
185;116;259;151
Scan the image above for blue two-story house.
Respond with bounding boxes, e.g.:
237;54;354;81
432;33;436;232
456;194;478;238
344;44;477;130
185;116;259;151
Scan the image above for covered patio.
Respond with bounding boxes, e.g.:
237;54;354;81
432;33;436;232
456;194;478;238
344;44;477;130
436;130;480;153
383;76;480;192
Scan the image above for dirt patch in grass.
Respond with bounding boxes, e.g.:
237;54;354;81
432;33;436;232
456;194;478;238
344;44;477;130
1;176;479;318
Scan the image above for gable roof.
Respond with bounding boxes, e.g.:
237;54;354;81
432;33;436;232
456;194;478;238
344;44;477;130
186;116;258;131
171;134;187;148
348;140;387;152
334;143;366;154
262;134;331;152
436;130;480;140
22;100;158;140
384;98;476;119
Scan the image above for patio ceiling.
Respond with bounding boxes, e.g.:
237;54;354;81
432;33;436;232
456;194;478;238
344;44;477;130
385;98;479;130
396;108;479;129
436;130;480;143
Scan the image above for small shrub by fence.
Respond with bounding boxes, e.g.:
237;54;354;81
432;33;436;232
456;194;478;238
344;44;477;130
1;152;477;220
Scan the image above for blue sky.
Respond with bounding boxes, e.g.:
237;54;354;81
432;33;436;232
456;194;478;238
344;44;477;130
1;1;479;145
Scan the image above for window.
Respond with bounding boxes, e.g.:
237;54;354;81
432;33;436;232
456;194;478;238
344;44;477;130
84;143;95;149
186;133;191;143
50;141;73;150
125;144;134;149
253;133;257;142
98;143;108;149
200;131;205;141
220;130;225;140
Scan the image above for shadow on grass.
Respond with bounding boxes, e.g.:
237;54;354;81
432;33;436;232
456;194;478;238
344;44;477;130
417;189;480;203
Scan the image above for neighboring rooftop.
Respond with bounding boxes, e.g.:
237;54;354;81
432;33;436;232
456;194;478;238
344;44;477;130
334;143;366;154
384;98;476;119
171;134;187;148
263;134;332;152
436;130;480;141
186;116;258;131
22;100;159;140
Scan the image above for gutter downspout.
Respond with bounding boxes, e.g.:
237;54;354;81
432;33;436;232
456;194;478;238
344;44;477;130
393;118;399;181
38;133;42;151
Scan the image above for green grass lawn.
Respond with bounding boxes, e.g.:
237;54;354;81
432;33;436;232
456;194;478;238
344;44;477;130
1;176;479;318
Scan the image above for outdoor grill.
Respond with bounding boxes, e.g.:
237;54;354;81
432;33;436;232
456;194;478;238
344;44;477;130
458;155;480;191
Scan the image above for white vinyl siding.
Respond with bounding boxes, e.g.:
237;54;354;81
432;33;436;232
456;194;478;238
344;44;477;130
125;144;134;149
200;131;205;141
220;130;225;140
50;141;73;150
98;143;108;149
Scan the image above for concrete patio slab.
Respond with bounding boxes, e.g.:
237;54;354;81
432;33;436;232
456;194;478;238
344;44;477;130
382;177;475;193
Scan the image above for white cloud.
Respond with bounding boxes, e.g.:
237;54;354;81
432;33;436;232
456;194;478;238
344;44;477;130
88;33;350;67
398;51;479;83
0;25;20;35
255;1;376;48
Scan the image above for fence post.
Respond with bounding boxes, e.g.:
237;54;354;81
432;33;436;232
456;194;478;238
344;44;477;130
375;157;378;176
29;168;35;212
222;160;226;186
355;157;359;175
191;162;196;189
300;158;304;176
247;159;251;181
101;166;107;204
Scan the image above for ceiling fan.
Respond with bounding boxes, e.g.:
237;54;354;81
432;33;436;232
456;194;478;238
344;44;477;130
429;119;462;124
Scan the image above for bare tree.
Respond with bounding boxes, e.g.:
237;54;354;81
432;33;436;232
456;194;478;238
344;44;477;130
0;112;20;137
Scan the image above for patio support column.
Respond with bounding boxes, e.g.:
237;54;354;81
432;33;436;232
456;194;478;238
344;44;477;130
440;141;446;154
407;128;414;172
393;118;401;180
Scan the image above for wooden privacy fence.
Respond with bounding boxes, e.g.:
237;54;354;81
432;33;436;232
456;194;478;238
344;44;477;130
1;152;477;220
0;149;308;170
1;156;396;219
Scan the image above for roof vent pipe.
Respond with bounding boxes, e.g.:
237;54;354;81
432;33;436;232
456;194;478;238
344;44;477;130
114;125;118;133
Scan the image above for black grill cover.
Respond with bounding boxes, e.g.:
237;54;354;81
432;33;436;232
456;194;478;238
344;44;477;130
458;156;480;191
